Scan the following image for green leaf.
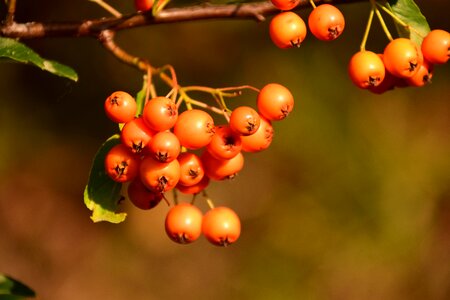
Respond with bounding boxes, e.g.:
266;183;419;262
84;135;127;224
0;274;35;298
0;37;78;81
386;0;430;45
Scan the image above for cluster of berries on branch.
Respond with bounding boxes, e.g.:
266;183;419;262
349;29;449;93
84;0;447;245
269;0;345;48
268;0;448;93
102;80;294;246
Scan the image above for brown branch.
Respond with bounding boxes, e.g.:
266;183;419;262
99;29;180;89
98;30;152;72
1;0;363;39
1;0;365;75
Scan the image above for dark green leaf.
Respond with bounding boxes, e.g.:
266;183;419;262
386;0;430;45
84;135;127;223
0;37;78;81
0;275;35;298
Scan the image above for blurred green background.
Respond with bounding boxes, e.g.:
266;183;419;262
1;1;449;299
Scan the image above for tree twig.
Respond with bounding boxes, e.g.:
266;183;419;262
1;0;364;75
98;30;153;72
0;0;362;39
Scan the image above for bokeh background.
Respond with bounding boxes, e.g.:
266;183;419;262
1;0;449;299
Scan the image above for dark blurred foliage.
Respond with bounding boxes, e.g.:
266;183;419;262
0;1;449;299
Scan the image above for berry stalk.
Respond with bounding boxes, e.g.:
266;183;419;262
89;0;122;17
371;0;393;41
360;6;375;51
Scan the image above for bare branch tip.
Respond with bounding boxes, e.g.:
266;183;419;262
254;13;266;22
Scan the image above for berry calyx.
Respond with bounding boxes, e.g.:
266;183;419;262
206;125;242;160
177;152;205;187
269;12;307;49
148;131;181;163
202;206;241;247
383;38;423;78
257;83;294;121
165;203;203;244
140;157;180;192
104;144;140;183
348;51;385;88
120;117;155;154
104;91;137;123
229;106;261;136
241;116;274;153
143;97;178;132
308;4;345;41
406;59;434;87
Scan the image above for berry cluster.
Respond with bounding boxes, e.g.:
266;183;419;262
349;29;449;93
269;0;345;48
268;1;448;94
102;83;294;246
